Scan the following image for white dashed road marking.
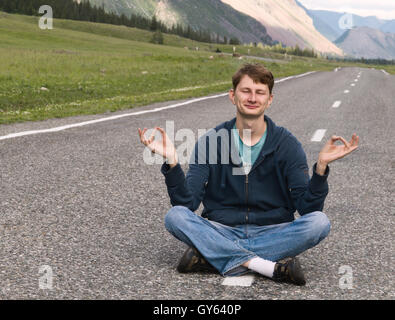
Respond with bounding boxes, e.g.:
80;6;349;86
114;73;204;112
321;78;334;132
222;275;255;287
344;90;350;93
311;129;327;142
332;101;342;108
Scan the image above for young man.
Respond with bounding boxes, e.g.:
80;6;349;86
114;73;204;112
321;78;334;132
138;63;359;286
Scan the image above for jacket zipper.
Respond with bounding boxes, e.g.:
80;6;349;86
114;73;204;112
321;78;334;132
244;156;265;224
245;174;249;223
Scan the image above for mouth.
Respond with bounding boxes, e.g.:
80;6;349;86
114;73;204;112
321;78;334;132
245;105;259;109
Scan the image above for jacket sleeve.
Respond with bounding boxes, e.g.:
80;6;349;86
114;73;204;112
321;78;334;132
160;139;209;212
283;137;330;215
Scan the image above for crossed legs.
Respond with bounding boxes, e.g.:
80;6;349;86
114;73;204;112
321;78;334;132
165;206;330;276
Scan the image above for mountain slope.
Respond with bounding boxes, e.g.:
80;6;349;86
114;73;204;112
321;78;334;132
301;6;395;42
87;0;274;44
88;0;157;18
335;27;395;60
220;0;343;55
295;1;342;42
381;20;395;33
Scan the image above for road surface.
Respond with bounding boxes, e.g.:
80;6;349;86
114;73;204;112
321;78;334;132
0;67;393;299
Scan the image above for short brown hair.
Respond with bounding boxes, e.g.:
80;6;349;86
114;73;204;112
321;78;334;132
232;63;274;94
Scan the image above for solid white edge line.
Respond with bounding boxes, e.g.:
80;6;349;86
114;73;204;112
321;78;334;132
0;71;317;141
311;129;327;142
0;94;228;141
275;71;316;83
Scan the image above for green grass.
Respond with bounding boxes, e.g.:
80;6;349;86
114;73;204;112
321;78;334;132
0;11;393;125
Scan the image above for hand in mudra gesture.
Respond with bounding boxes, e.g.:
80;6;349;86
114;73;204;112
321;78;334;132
316;134;359;174
138;127;178;166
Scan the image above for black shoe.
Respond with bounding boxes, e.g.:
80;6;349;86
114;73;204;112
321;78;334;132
272;257;306;286
177;247;217;273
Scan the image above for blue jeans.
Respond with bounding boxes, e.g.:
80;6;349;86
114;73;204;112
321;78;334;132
165;206;331;276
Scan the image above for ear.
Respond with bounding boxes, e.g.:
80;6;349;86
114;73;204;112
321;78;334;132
229;89;236;105
264;94;274;111
268;93;274;107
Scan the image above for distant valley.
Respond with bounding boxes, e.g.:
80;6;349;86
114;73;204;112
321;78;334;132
84;0;395;59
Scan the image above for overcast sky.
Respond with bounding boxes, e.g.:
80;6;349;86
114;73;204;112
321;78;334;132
298;0;395;20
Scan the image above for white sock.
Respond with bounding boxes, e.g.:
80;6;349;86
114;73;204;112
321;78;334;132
247;257;276;278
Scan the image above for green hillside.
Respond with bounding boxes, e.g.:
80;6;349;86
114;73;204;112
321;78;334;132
89;0;157;18
0;11;392;125
87;0;273;44
0;11;239;124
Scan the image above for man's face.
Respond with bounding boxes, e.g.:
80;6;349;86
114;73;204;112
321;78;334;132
229;75;273;119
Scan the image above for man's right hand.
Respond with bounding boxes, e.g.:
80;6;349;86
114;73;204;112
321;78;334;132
138;127;178;168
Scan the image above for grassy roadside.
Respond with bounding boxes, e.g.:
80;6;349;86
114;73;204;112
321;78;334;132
0;12;393;125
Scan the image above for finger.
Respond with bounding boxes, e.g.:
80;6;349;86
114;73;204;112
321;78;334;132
156;127;166;138
350;136;359;151
346;135;359;154
334;136;350;148
348;145;358;154
138;128;146;140
140;128;148;145
156;127;167;148
155;127;168;143
147;128;157;144
355;135;359;146
350;134;359;147
327;135;340;145
157;126;173;141
138;128;144;143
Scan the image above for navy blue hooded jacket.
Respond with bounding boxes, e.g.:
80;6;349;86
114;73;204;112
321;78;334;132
161;115;329;226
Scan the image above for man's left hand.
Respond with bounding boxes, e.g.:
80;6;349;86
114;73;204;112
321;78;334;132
316;133;359;175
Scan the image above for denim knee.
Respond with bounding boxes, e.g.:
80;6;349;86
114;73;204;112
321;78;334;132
307;211;331;244
164;206;190;234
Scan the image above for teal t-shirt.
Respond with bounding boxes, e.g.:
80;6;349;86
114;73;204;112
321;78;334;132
232;123;267;171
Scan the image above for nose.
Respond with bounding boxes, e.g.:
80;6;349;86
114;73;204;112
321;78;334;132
248;92;256;102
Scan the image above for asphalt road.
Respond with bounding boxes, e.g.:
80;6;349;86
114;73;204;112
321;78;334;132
0;67;394;300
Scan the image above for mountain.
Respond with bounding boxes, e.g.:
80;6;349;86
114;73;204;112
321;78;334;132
86;0;343;55
220;0;343;55
298;3;395;42
334;27;395;60
295;1;395;59
87;0;274;44
295;1;344;42
381;20;395;33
